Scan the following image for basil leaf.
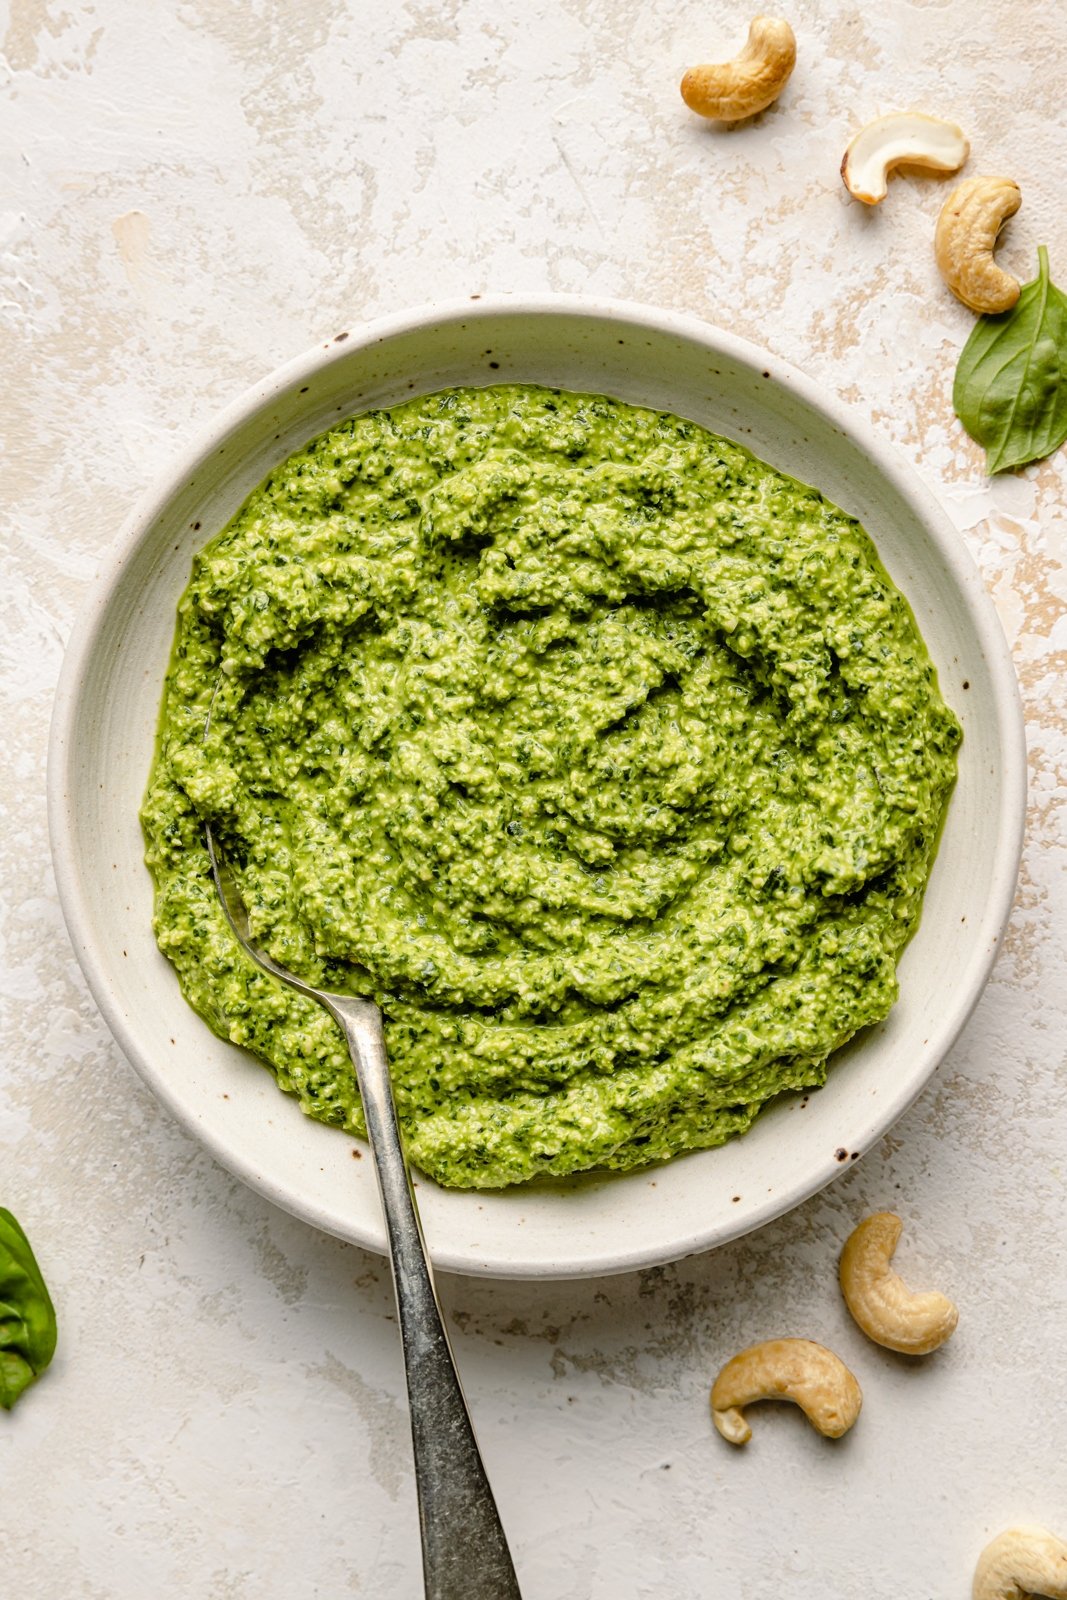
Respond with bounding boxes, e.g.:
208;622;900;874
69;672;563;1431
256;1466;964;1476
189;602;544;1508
0;1208;57;1410
953;245;1067;474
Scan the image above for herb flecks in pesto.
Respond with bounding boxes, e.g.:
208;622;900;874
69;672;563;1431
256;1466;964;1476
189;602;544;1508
142;386;961;1188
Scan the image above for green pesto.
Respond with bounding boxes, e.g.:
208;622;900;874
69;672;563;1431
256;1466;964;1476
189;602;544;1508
141;385;961;1189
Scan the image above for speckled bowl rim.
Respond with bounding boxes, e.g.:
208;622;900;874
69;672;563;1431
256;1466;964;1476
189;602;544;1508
48;293;1027;1278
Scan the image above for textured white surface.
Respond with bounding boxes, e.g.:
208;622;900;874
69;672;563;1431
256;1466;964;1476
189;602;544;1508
2;1;1065;1595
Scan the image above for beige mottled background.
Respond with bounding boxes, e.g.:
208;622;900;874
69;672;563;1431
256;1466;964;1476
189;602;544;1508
2;2;1065;1596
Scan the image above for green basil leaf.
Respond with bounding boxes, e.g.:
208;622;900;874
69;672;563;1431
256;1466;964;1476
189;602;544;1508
953;245;1067;474
0;1208;57;1410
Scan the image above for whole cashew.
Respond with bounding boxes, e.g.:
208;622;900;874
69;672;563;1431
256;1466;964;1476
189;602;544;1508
935;175;1022;313
839;1212;959;1355
680;16;796;123
973;1526;1067;1600
710;1338;861;1445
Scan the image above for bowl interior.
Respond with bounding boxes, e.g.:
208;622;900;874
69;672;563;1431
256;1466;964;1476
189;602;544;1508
49;298;1024;1277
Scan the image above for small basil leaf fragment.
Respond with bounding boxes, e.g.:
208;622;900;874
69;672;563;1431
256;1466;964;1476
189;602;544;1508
953;245;1067;474
0;1208;58;1411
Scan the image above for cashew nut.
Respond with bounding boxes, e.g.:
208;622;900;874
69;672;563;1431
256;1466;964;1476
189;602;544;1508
680;16;796;123
935;175;1023;313
839;1211;958;1355
841;111;969;205
710;1338;861;1444
973;1526;1067;1600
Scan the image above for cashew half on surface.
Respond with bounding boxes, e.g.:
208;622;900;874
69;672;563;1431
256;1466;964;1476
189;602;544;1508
841;111;969;205
839;1211;958;1354
936;175;1023;313
710;1338;861;1444
973;1526;1067;1600
680;16;796;122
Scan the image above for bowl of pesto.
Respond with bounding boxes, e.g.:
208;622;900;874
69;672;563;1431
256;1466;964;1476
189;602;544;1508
49;296;1025;1278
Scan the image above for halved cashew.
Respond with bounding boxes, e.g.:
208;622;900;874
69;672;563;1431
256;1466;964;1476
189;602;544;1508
839;1212;958;1355
973;1525;1067;1600
841;111;969;204
710;1338;861;1444
680;16;796;123
935;175;1023;313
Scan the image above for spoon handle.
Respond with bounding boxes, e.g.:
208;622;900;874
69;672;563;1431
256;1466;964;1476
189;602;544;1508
329;997;523;1600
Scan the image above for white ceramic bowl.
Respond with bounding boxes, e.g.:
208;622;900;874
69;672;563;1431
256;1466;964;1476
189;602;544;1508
48;295;1026;1279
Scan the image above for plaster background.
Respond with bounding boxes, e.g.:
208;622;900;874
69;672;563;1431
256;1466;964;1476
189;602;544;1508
2;1;1064;1595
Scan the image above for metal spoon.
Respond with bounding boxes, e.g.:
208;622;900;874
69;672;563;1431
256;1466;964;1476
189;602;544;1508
204;823;523;1599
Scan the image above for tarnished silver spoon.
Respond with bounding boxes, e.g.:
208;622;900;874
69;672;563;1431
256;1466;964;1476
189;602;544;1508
204;820;522;1599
